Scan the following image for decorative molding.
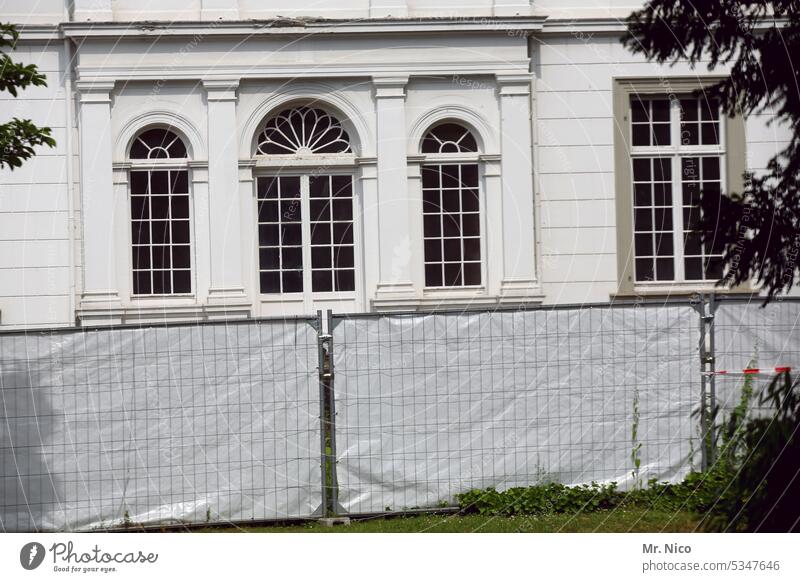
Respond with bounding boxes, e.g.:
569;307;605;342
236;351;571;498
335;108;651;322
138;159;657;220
114;109;206;161
408;104;498;155
239;83;373;158
61;17;547;39
373;75;409;98
202;79;240;101
496;73;532;96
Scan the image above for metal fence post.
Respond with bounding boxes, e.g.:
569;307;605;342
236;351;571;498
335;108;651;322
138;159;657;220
316;310;329;517
707;293;718;466
696;293;718;471
316;309;342;518
696;294;709;472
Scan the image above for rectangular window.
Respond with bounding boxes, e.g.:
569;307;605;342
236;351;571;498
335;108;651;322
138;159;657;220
257;176;303;293
130;169;191;295
257;174;356;295
309;175;356;292
629;95;725;284
422;163;481;287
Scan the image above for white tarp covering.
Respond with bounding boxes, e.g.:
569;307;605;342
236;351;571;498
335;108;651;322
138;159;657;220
713;299;800;418
0;319;321;532
332;305;701;514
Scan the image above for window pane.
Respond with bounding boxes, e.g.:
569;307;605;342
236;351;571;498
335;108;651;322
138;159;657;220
635;258;654;282
425;239;442;262
425;264;443;287
172;245;190;269
282;247;303;269
651;100;669;121
130;171;148;194
149;171;169;194
652;123;670;146
462;214;480;237
172;221;190;244
260;271;281;293
684;257;703;280
259;247;280;268
282;270;303;293
444;263;462;286
170;170;188;194
172;270;191;293
461;189;479;212
632;124;650;146
633;158;651;181
312;270;333;292
131;196;148;220
655;258;674;281
335;269;355;292
463;238;481;261
282;224;302;245
171;195;190;219
133;271;151;295
312;246;332;268
333;246;354;269
151;196;169;219
631;99;648;122
701;122;719;145
132;246;150;270
332;199;353;220
333;223;353;245
152;270;171;294
463;263;481;286
635;233;652;256
258;201;279;223
634;184;651;206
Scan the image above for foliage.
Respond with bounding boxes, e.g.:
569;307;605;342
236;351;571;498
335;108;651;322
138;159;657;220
706;371;800;531
0;22;56;170
621;1;800;302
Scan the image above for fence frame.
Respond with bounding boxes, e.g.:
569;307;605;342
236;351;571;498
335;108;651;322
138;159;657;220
3;293;799;528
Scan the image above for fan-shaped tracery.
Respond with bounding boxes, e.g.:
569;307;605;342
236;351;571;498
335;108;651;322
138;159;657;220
129;128;188;159
256;106;353;155
421;123;478;154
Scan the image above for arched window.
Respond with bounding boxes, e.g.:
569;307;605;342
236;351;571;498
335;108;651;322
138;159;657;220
420;122;482;287
128;128;192;295
253;106;356;299
256;106;352;155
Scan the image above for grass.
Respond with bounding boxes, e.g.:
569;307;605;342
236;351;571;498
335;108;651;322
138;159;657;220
200;507;701;533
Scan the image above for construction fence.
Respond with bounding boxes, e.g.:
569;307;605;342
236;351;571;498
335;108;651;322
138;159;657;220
1;295;798;531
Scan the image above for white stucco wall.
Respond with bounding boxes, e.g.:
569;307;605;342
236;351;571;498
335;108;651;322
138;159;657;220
0;41;74;328
0;2;792;328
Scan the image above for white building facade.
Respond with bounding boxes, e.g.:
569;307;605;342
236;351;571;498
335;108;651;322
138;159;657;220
0;1;790;328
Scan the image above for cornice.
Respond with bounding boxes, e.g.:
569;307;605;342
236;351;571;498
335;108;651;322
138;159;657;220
60;16;548;39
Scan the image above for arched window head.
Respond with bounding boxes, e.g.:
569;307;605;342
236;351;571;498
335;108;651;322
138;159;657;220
421;123;478;154
256;106;353;155
129;128;188;159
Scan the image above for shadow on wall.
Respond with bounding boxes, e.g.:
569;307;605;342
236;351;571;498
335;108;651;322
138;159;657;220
0;368;62;532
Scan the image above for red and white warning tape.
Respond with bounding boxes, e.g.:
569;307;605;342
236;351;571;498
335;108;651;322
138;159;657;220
705;366;792;376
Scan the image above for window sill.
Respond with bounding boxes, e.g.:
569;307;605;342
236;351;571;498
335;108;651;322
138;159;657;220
612;283;757;300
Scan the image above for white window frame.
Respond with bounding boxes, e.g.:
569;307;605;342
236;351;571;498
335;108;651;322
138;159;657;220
613;77;747;296
254;166;359;307
418;121;486;292
630;96;726;284
127;156;195;299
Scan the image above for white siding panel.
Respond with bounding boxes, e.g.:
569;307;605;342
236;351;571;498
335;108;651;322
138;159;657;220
541;280;617;304
0;212;69;240
0;295;71;328
0;267;70;297
0;183;69;212
539;118;612;147
536;90;613;119
541;226;617;256
539;172;614;201
0;158;68;185
540;199;615;229
538;145;614;174
541;254;617;283
0;240;70;268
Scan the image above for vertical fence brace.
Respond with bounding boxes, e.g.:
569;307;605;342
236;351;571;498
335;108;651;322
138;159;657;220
694;293;718;472
314;309;344;518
